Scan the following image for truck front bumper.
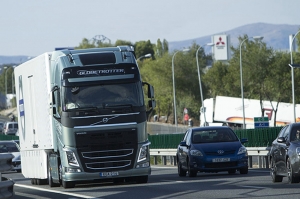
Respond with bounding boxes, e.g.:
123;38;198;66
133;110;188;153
62;166;151;182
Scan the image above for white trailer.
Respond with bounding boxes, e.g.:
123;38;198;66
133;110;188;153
201;96;300;129
15;53;54;181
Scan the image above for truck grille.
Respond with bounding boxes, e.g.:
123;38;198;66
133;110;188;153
75;128;138;172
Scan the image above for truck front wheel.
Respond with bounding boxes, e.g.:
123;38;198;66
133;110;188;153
136;175;148;183
48;161;60;187
62;180;75;188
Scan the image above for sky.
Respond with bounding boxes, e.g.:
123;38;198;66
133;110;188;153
1;0;299;57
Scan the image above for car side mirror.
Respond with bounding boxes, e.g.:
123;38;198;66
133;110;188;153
240;138;248;144
277;137;286;143
179;141;187;147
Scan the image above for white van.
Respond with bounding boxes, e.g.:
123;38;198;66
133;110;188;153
3;122;18;135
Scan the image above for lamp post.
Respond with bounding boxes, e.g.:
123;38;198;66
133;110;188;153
289;31;300;122
172;49;190;130
137;53;152;61
240;36;263;129
11;67;15;94
196;43;214;126
4;66;9;96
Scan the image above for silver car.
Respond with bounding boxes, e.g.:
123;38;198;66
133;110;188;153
3;122;18;135
0;141;21;172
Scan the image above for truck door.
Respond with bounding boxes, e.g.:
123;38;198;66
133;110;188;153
28;75;38;148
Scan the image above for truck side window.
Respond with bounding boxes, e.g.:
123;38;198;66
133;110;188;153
53;89;61;118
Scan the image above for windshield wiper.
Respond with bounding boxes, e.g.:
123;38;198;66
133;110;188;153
103;103;133;109
72;106;99;112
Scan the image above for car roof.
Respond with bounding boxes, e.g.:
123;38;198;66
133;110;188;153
190;126;232;131
0;141;18;144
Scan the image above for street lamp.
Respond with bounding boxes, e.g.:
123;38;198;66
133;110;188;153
172;48;190;130
11;67;15;94
289;30;300;122
240;36;263;129
4;66;9;96
137;53;152;61
196;43;214;126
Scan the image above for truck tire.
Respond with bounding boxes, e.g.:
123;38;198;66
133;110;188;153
62;180;75;189
136;175;148;183
48;161;60;187
37;179;48;185
31;178;36;185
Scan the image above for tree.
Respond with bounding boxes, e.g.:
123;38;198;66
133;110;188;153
155;39;163;57
135;40;155;60
75;38;96;49
203;61;230;97
264;51;291;126
115;40;133;47
163;39;169;54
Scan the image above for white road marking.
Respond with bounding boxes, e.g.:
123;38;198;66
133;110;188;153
15;192;51;199
15;184;100;199
239;185;267;189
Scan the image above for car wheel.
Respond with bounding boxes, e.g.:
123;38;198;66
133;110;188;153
287;158;300;184
270;157;283;182
240;167;248;174
228;169;236;174
178;162;186;177
187;160;197;177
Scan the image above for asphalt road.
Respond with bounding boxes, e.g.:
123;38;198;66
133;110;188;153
3;166;300;199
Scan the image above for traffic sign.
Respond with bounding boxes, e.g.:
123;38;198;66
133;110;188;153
254;117;269;128
254;122;269;128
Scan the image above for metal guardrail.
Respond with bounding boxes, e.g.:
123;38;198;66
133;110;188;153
150;147;270;169
0;153;15;198
147;123;283;148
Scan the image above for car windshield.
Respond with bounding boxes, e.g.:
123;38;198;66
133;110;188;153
192;129;238;143
63;82;144;111
0;142;19;153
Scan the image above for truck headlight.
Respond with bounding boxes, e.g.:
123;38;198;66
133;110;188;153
137;143;150;162
65;150;79;167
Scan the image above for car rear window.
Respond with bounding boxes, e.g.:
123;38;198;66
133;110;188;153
0;143;19;153
192;129;238;143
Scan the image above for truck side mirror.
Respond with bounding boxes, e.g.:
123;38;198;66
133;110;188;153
142;82;155;99
148;99;156;109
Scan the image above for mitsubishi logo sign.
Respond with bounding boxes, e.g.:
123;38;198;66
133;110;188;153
213;34;230;61
216;37;225;46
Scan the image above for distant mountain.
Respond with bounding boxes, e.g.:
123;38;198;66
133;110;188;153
1;23;299;65
168;23;300;52
0;56;32;66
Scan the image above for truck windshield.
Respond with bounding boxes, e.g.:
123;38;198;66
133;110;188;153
63;82;143;111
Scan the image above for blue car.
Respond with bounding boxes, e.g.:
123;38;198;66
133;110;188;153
176;126;248;177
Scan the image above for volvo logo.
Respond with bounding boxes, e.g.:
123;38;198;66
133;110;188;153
102;118;109;123
217;150;224;154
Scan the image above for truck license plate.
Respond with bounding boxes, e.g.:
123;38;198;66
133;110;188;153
212;158;230;162
100;172;119;177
